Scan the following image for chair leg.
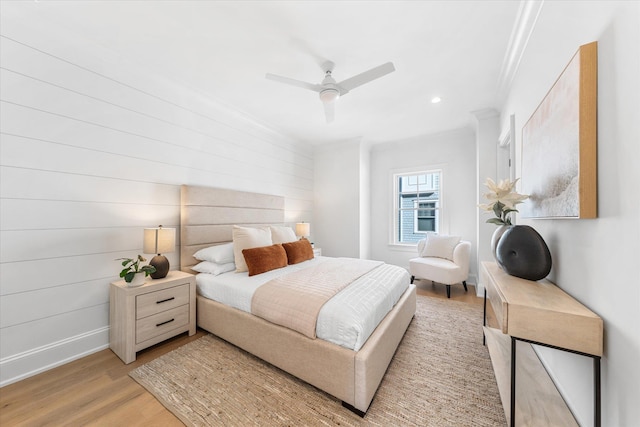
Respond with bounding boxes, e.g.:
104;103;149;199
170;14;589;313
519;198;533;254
462;281;468;292
410;276;415;284
446;284;451;298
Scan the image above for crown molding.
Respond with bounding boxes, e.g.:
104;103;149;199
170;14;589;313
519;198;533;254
471;108;500;121
497;0;545;99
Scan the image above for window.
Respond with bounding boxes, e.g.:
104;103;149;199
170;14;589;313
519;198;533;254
394;170;441;244
415;200;437;233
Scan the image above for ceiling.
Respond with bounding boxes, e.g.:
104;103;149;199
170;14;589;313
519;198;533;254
21;1;522;145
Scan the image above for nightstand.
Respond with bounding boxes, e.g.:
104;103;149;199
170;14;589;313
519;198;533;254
109;270;196;364
313;248;322;256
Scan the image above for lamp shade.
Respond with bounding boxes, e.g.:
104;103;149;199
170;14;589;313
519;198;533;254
295;222;310;238
143;226;176;255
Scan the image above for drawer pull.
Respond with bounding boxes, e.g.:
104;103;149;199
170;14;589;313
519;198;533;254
156;297;175;304
156;318;175;327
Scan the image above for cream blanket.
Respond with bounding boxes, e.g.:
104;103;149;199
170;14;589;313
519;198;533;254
251;258;383;338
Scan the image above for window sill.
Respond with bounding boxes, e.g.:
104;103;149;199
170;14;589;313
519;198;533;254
387;244;418;253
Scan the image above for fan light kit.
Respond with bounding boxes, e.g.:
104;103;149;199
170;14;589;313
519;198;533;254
266;61;395;123
319;88;340;103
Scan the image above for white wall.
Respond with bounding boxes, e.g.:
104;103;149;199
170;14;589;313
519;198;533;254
359;142;372;260
500;2;640;426
369;128;477;277
473;109;500;294
0;4;313;386
313;140;363;258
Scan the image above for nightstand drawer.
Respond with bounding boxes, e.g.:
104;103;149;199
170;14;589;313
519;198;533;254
136;284;190;319
136;305;189;344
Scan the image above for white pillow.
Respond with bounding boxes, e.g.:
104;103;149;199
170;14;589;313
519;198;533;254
421;234;461;261
269;225;298;244
232;225;273;272
193;242;235;264
191;261;235;276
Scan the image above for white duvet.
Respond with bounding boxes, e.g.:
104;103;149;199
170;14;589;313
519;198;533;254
196;256;410;351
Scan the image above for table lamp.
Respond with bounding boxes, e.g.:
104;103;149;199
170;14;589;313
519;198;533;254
143;225;176;279
295;222;310;240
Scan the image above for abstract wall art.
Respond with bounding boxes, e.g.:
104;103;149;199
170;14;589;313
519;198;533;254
521;41;598;219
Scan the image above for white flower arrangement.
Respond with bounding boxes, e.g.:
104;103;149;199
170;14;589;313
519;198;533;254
479;178;529;226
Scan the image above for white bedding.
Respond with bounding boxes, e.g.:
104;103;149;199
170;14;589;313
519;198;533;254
196;256;410;351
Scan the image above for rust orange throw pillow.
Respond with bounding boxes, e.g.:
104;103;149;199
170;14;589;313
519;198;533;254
242;244;288;276
282;239;314;265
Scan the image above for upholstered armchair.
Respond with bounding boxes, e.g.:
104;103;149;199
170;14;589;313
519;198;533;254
409;235;471;298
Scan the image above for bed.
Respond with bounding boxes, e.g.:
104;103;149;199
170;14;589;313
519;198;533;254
180;184;416;414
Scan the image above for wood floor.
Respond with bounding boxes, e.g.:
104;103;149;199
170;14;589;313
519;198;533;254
0;280;493;426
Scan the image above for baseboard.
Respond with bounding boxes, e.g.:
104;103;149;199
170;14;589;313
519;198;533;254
0;327;109;387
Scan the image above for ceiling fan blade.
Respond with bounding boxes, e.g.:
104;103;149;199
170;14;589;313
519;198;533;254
337;62;396;93
265;73;322;92
323;101;335;123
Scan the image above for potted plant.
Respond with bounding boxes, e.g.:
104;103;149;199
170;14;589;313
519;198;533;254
117;255;156;287
479;178;528;258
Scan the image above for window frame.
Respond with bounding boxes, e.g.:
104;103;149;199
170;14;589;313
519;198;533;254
414;200;438;234
391;168;444;247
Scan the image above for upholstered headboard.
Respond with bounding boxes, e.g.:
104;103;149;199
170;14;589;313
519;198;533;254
180;185;285;273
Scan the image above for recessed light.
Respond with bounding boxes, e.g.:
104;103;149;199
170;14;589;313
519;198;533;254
431;97;441;104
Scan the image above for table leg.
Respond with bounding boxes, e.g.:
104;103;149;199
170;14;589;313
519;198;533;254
594;356;601;427
511;337;517;427
483;288;487;345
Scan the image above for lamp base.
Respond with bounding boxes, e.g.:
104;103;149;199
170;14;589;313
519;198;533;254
149;255;169;279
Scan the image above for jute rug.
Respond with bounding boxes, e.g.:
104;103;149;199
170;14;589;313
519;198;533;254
130;296;506;426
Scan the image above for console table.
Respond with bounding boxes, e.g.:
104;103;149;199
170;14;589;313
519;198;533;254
481;262;603;427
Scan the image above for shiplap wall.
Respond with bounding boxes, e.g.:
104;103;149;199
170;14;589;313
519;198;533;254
0;5;313;386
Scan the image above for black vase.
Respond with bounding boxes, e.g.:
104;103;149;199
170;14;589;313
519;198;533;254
495;225;552;281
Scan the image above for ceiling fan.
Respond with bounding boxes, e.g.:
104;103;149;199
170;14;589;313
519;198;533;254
265;61;395;123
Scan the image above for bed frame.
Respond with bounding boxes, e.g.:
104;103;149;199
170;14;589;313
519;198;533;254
180;184;416;414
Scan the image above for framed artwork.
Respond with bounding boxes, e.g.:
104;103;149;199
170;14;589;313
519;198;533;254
521;41;597;219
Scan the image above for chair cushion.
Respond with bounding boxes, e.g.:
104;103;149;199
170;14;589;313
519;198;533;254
420;234;461;261
409;256;464;285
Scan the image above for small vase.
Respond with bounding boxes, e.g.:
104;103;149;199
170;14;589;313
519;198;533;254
128;273;146;287
491;224;509;261
495;225;552;281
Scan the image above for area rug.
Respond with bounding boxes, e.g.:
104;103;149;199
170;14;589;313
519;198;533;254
130;296;506;426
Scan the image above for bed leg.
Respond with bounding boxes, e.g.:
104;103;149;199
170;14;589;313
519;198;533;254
342;401;366;418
